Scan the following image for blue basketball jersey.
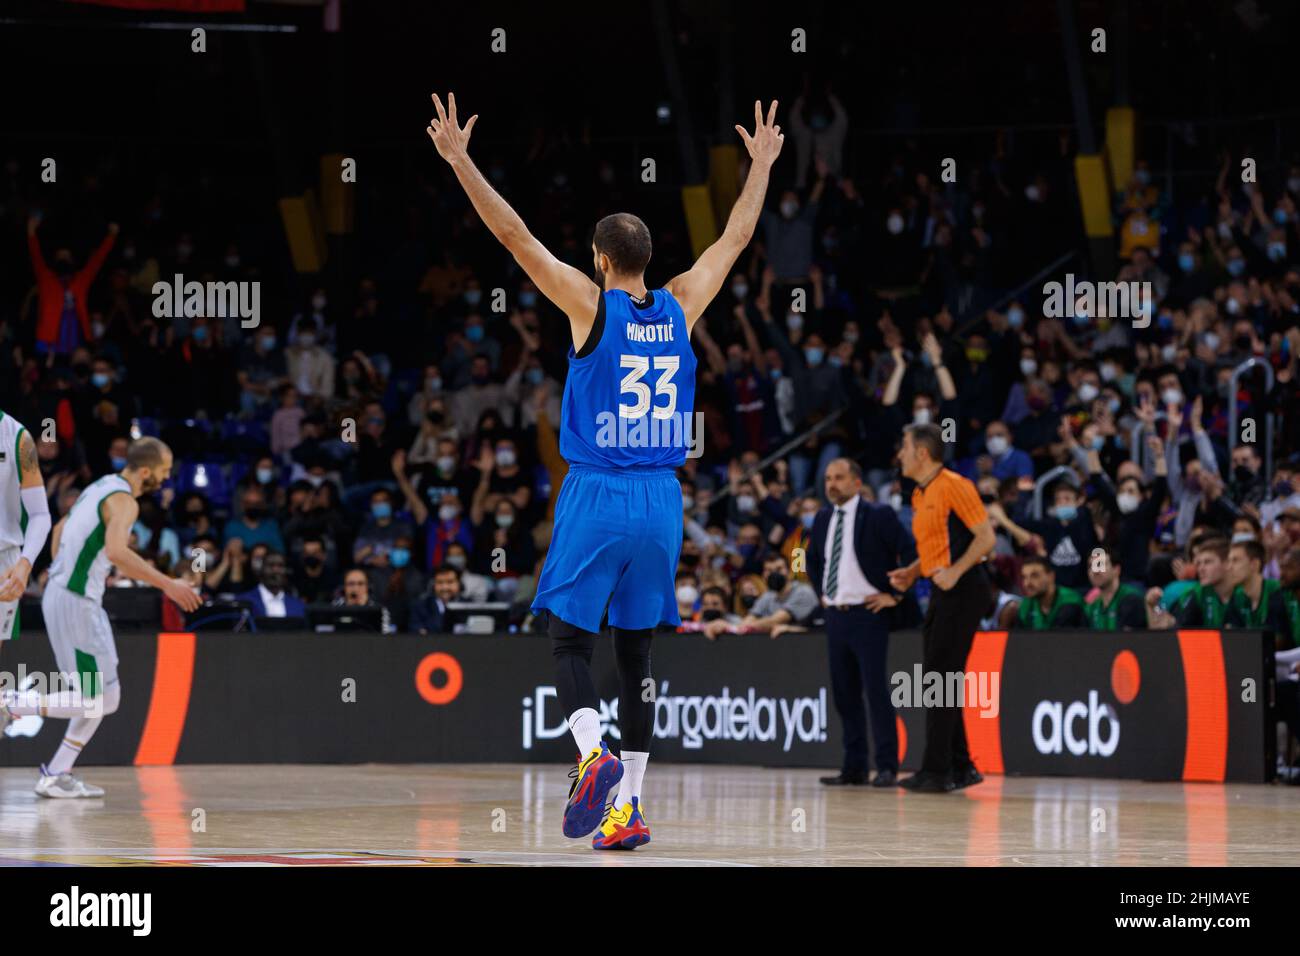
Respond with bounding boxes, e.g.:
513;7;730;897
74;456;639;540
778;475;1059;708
560;289;697;469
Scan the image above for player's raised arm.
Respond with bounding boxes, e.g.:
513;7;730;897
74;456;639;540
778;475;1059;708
668;100;784;331
426;93;600;345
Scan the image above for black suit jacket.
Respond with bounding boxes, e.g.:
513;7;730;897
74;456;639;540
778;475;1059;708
806;497;920;628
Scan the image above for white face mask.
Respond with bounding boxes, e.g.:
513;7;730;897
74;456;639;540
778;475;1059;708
986;435;1009;456
676;585;699;605
1100;363;1117;382
1020;358;1038;376
1161;387;1183;407
886;214;905;235
438;504;459;522
780;201;799;218
1078;383;1099;402
1160;344;1177;363
736;495;756;513
889;493;903;511
913;408;932;425
1203;332;1220;350
1116;492;1141;514
786;313;804;331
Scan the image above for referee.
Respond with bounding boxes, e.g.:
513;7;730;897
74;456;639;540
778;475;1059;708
888;422;996;793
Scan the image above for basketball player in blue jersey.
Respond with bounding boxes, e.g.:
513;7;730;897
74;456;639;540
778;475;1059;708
428;93;783;849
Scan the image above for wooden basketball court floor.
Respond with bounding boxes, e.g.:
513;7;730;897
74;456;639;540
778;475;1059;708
0;764;1294;866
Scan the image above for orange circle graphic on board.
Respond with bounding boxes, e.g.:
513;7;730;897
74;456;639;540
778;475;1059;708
416;652;463;705
1110;649;1141;704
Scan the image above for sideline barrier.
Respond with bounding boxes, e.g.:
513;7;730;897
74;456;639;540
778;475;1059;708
0;629;1273;781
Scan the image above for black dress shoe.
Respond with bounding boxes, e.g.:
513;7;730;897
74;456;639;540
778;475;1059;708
819;771;868;786
870;769;898;788
898;771;956;793
952;766;984;789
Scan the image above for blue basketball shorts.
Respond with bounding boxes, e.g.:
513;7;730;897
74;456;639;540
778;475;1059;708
532;464;683;632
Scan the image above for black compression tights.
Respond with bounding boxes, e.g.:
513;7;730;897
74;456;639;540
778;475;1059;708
548;617;655;753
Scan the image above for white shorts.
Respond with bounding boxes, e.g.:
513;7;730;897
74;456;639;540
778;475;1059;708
39;582;119;698
0;546;19;642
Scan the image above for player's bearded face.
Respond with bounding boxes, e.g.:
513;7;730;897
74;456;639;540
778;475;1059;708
139;468;162;494
593;252;607;289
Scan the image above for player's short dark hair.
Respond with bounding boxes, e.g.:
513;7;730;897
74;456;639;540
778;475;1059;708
593;213;652;276
127;436;170;470
1193;536;1230;560
903;422;944;462
1230;538;1266;567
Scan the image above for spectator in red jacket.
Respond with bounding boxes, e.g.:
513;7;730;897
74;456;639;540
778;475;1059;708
27;215;118;358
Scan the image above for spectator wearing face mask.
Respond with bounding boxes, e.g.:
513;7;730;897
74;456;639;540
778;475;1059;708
1017;481;1097;590
674;572;700;621
790;90;848;188
287;288;337;355
469;437;532;528
286;325;335;399
971;420;1033;482
1013;378;1062;471
1228;444;1268;509
27;216;118;357
449;356;508;436
293;535;340;604
1162;396;1228;548
472;499;535;599
237;324;289;417
1093;435;1169;585
353;488;412;596
759;170;827;285
270;385;305;459
392;448;473;570
224;487;286;553
443;542;491;602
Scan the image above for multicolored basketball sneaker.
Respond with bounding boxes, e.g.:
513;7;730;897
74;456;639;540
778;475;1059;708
591;797;651;850
562;741;624;838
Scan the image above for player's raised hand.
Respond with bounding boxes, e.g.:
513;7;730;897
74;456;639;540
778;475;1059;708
426;93;479;164
735;100;784;167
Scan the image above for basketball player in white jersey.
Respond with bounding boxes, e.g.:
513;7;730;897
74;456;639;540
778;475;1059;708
0;411;53;642
1;437;201;797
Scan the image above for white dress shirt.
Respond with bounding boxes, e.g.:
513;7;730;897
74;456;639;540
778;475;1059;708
822;494;879;605
258;583;288;617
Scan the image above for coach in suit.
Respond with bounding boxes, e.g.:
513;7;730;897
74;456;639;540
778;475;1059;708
236;551;307;620
807;458;918;787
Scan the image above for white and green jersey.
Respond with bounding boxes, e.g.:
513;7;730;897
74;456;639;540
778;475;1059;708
48;474;134;604
0;410;30;552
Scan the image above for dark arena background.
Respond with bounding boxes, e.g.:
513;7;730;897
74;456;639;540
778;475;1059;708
0;0;1297;935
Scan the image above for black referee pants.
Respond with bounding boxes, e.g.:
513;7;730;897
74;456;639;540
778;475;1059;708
919;566;986;776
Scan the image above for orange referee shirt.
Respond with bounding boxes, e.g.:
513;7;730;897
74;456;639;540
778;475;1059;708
910;467;988;578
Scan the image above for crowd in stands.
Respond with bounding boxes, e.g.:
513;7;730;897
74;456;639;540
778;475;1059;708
4;94;1300;644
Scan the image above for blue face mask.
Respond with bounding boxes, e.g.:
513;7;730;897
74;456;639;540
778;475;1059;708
1054;505;1078;521
525;367;544;386
1157;313;1174;331
372;502;392;520
1268;243;1287;262
1227;258;1246;277
466;325;485;343
800;513;816;530
804;348;824;367
256;467;275;485
110;456;128;471
91;372;111;388
518;291;538;308
1007;307;1025;328
389;547;411;569
1178;253;1195;273
1090;436;1105;451
192;326;209;342
770;368;782;381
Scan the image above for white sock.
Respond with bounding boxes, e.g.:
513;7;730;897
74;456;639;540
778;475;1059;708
567;708;603;757
615;751;649;807
47;716;103;775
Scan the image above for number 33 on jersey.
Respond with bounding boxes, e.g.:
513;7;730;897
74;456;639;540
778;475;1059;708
560;288;698;469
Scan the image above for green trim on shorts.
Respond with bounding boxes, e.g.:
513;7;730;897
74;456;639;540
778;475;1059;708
74;649;101;699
